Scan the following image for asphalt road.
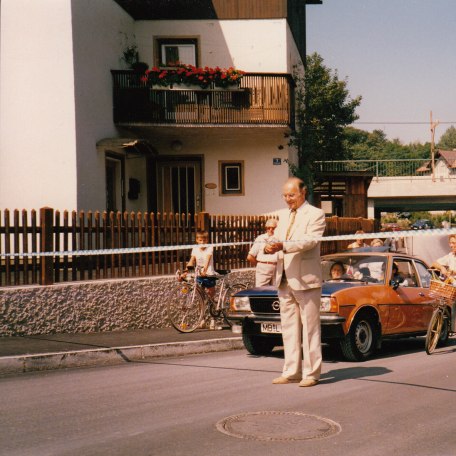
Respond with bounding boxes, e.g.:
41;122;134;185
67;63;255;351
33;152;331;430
1;338;455;456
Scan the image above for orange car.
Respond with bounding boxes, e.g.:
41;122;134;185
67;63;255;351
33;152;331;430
228;252;450;361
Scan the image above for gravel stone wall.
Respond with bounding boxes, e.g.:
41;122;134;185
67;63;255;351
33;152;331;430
0;270;254;336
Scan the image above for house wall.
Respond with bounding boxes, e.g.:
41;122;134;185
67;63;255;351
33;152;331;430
0;1;302;216
203;135;290;214
435;158;455;179
0;0;136;213
133;18;302;215
135;19;291;72
0;0;77;211
71;0;135;211
150;129;291;214
286;23;303;73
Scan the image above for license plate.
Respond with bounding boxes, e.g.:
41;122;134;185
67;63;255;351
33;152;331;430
260;322;282;334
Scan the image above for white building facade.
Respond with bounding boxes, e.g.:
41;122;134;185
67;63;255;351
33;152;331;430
0;0;315;215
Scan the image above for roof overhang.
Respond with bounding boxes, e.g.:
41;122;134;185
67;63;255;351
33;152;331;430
114;0;322;20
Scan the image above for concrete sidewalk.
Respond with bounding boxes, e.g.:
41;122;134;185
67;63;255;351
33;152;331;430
0;327;243;376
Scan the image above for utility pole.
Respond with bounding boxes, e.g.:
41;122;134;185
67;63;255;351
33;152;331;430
430;111;439;182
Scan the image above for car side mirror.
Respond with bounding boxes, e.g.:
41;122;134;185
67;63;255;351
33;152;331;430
390;279;400;290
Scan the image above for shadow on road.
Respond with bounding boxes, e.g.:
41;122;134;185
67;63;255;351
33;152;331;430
264;336;456;363
321;365;392;384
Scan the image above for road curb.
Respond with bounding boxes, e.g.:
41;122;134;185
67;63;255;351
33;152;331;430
0;337;244;375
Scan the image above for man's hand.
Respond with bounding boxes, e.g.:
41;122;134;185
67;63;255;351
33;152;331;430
247;254;258;266
264;242;283;254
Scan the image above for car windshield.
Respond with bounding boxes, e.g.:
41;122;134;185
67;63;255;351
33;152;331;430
322;255;387;284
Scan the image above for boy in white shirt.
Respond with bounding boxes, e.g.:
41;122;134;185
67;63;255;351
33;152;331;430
184;231;219;329
185;230;216;296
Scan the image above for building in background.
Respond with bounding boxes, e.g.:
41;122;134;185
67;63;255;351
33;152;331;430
0;0;321;215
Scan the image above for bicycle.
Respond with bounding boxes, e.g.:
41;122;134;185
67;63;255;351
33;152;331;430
167;266;247;333
425;274;456;355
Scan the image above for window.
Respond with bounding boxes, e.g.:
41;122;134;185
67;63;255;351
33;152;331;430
219;161;244;195
156;38;198;66
415;261;431;288
394;259;418;287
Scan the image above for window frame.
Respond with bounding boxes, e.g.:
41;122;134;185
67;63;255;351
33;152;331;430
219;160;245;196
154;37;199;67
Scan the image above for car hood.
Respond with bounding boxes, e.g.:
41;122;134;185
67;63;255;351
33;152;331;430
233;282;367;298
321;281;366;296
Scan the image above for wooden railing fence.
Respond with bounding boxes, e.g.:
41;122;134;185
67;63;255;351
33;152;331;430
0;208;376;288
111;71;294;126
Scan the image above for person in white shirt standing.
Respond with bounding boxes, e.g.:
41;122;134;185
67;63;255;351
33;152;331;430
247;218;278;287
431;234;456;278
431;234;456;332
265;177;326;388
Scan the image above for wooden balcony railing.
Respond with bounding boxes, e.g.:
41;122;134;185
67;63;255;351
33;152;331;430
111;71;295;126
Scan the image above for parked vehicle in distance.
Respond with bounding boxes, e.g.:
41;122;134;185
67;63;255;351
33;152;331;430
411;219;434;230
228;251;449;361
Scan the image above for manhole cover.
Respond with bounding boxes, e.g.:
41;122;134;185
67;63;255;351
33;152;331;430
216;411;341;441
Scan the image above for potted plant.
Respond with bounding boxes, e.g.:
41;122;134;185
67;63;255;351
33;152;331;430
122;44;149;74
122;44;139;69
131;61;149;73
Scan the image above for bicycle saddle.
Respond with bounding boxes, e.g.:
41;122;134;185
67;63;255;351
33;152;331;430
215;269;230;276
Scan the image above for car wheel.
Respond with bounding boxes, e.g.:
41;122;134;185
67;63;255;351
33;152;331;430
242;333;276;356
340;313;378;361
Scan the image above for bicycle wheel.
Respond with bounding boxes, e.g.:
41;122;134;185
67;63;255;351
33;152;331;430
220;282;248;327
168;282;205;333
425;307;444;355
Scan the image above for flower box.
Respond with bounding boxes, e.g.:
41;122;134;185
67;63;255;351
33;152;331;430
142;64;245;90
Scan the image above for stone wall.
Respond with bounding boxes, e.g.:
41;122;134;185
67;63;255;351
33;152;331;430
0;270;254;336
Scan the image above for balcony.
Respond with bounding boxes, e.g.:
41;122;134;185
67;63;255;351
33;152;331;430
111;71;294;127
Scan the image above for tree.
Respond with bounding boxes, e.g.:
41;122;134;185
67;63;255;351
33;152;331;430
343;127;430;161
289;53;361;200
438;125;456;150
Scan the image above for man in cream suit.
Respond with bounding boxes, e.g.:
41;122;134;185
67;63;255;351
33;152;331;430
265;177;326;387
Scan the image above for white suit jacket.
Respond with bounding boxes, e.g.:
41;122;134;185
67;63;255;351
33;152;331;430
274;201;326;291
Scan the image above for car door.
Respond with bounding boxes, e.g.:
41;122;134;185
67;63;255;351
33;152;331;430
383;259;431;334
413;260;435;327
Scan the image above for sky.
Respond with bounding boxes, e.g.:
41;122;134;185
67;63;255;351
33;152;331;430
306;0;456;145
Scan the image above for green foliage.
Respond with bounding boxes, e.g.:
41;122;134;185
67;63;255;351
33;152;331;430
438;125;456;150
289;54;361;180
344;127;430;160
381;211;455;227
288;52;436;202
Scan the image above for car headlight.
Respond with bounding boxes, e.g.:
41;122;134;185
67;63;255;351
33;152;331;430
230;296;251;312
320;297;332;312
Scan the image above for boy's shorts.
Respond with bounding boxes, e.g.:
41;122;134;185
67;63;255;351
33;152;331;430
197;276;216;288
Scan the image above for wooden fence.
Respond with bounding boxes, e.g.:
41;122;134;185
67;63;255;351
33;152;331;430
0;208;377;287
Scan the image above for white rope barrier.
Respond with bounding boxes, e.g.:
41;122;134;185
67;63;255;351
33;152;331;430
1;228;456;258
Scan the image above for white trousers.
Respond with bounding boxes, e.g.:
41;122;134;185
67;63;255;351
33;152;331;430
278;284;322;381
255;262;276;287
